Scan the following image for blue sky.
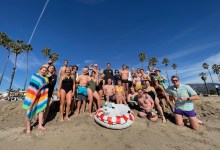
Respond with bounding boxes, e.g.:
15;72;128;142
0;0;220;91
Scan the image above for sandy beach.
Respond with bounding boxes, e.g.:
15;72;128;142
0;96;220;150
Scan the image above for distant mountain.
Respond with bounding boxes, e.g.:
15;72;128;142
187;83;220;93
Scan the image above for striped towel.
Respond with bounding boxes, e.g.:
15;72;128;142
22;73;49;120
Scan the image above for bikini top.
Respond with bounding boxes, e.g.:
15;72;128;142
115;86;124;92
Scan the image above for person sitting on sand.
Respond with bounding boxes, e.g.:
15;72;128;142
103;78;115;102
127;87;138;109
144;80;166;123
23;65;49;133
137;89;158;122
75;68;91;116
57;67;75;121
167;76;200;131
115;80;127;105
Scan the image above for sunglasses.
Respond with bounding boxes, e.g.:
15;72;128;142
172;80;179;82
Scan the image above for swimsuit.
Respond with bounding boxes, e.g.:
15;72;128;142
96;80;103;91
122;79;129;83
61;77;73;93
88;79;96;93
146;90;155;100
115;86;124;93
77;86;87;96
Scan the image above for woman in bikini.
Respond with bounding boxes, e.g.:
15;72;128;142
58;67;75;121
87;71;101;116
127;87;138;109
115;80;127;104
144;80;166;123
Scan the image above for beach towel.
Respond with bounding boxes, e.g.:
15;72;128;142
22;73;49;120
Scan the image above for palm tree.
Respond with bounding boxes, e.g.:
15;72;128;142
212;64;220;82
199;72;209;93
23;44;33;90
162;58;170;86
149;57;158;68
202;63;214;85
49;52;59;62
172;63;178;76
138;52;146;69
8;40;25;97
0;33;13;87
42;48;51;63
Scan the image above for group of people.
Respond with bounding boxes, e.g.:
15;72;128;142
23;59;202;133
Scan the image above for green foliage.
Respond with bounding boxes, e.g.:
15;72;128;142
149;57;158;67
162;58;169;66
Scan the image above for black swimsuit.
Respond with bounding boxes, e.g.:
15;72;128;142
61;77;73;93
146;90;155;100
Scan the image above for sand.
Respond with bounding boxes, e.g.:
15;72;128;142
0;96;220;150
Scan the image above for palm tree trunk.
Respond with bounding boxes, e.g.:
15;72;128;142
141;62;143;69
207;69;214;84
23;51;28;90
204;80;209;94
175;69;177;76
165;67;170;87
0;51;10;87
8;54;18;98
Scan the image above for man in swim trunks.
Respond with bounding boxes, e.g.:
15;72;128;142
103;79;115;102
168;76;200;130
137;89;158;122
103;63;113;85
59;60;68;79
120;64;129;95
75;68;91;116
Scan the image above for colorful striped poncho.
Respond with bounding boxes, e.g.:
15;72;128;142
22;73;49;120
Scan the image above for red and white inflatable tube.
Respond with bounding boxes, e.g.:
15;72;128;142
94;102;134;129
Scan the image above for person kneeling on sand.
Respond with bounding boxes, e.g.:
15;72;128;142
75;68;91;116
168;76;201;131
137;89;158;122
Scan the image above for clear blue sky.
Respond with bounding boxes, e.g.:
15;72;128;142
0;0;220;91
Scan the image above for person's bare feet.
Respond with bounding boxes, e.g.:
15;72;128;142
198;119;204;125
26;130;31;134
60;116;64;122
162;117;167;123
65;116;71;121
75;111;79;117
38;126;47;131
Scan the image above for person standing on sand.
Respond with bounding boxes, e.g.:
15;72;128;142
43;65;57;124
120;64;129;95
103;63;113;85
57;67;75;121
87;71;101;116
23;65;49;133
58;60;68;79
75;68;91;116
168;76;200;131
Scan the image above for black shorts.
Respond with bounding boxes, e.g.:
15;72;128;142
122;79;128;83
77;94;87;101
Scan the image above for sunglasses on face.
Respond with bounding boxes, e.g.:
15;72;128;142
172;79;179;82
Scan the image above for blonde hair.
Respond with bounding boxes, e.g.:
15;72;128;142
61;67;74;80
